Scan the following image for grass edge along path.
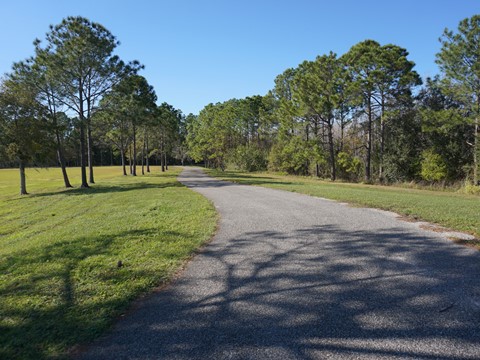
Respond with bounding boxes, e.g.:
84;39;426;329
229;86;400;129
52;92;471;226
207;169;480;242
0;166;217;360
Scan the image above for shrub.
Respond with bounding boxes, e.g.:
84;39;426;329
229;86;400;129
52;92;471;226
421;149;447;182
337;151;363;181
462;184;480;195
228;144;268;172
268;137;325;175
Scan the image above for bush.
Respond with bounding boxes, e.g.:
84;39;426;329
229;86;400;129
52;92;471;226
421;149;447;182
268;137;325;175
337;151;363;181
462;184;480;195
228;144;268;172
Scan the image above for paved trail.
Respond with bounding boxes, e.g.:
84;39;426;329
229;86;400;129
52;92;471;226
80;167;480;359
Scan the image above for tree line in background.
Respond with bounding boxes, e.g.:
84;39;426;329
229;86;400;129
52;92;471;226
187;15;480;189
0;17;189;194
1;15;479;195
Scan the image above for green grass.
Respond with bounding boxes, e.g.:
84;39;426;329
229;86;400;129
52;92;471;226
207;169;480;239
0;166;217;359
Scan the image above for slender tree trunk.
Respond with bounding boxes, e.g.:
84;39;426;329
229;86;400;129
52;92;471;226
87;119;95;184
314;119;320;177
161;149;165;172
55;129;72;188
365;96;372;182
86;85;95;184
141;134;145;175
474;116;479;185
79;123;89;187
132;123;137;176
145;136;150;173
161;139;165;172
129;146;133;175
165;153;168;170
78;80;89;188
19;160;27;195
146;134;150;172
327;120;336;181
121;148;127;176
110;147;114;166
379;97;386;182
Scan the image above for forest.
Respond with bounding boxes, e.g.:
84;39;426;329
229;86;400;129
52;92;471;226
1;15;479;194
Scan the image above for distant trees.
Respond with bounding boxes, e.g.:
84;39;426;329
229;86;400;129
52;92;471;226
187;41;422;183
186;97;273;170
186;14;479;188
293;52;348;180
98;75;157;176
342;40;421;182
2;14;480;192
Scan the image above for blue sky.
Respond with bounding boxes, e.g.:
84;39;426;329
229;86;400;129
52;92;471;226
0;1;478;115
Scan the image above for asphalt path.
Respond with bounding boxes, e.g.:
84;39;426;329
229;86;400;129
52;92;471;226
79;167;480;359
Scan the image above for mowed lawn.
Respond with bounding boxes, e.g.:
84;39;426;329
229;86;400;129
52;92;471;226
208;170;480;239
0;166;217;359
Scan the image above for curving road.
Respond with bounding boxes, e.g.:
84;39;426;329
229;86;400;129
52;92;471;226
80;167;480;359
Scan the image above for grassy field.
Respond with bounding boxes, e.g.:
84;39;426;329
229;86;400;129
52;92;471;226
0;166;217;359
207;169;480;239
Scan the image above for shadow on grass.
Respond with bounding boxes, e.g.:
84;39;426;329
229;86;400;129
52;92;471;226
0;227;194;360
27;181;184;198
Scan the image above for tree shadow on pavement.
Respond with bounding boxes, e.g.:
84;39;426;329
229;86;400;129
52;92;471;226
79;224;480;359
179;171;294;188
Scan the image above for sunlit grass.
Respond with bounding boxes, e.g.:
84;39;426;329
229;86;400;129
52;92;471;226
208;169;480;238
0;166;217;359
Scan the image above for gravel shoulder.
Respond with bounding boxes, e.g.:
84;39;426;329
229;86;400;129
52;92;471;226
79;167;480;360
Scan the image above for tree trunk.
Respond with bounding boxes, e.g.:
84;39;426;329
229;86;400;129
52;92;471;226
19;160;27;195
146;134;150;172
121;148;127;176
378;97;386;182
339;111;346;153
55;128;72;188
141;134;145;175
79;121;89;188
161;139;165;172
129;146;133;175
327;121;336;181
161;149;165;172
79;82;89;188
132;124;137;176
474;116;479;185
87;118;95;184
165;153;168;170
365;96;372;182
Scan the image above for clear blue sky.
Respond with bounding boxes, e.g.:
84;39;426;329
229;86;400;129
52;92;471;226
1;1;478;115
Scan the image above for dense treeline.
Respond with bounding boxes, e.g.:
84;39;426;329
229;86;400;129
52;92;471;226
187;15;480;189
0;17;189;194
2;15;479;194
